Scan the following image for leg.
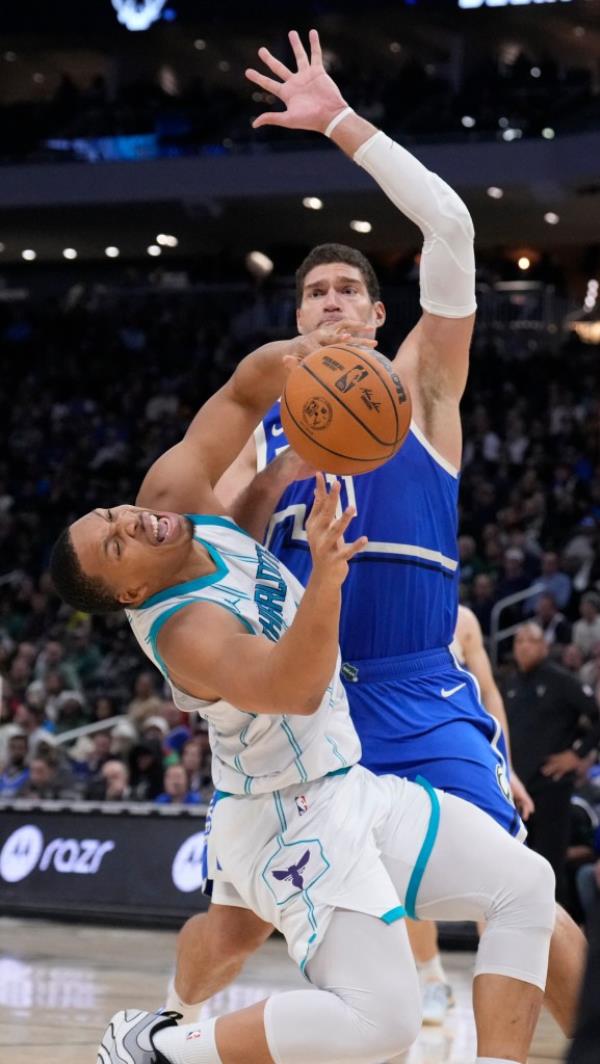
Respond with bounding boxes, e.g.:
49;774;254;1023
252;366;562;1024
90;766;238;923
406;919;453;1026
545;903;587;1037
138;911;422;1064
382;788;556;1063
166;903;273;1021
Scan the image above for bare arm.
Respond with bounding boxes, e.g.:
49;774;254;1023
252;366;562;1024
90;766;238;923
458;605;535;818
158;476;367;715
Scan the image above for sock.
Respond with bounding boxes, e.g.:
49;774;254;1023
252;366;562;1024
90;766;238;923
475;1058;520;1064
165;979;204;1024
154;1017;222;1064
417;953;447;984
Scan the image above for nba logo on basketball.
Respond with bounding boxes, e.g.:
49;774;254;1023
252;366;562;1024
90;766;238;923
295;795;308;816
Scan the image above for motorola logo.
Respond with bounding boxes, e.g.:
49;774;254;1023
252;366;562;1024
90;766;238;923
0;826;115;883
172;832;206;893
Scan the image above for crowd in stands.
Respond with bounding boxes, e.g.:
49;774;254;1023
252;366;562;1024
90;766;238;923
1;36;598;163
0;279;599;913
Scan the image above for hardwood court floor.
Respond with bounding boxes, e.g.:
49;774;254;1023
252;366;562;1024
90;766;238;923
0;917;568;1063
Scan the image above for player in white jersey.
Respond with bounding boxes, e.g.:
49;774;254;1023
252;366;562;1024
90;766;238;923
51;200;556;1064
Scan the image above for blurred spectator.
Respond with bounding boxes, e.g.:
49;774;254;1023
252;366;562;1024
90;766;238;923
155;763;201;806
470;573;496;636
127;671;163;726
562;644;585;676
18;752;76;799
128;740;164;800
140;715;169;745
526;552;572;613
0;732;30;796
181;736;211;799
54;690;89;735
494;548;530;606
534;593;572;649
503;621;600;904
573;593;600;660
576;860;600;932
580;643;600;694
86;758;131;801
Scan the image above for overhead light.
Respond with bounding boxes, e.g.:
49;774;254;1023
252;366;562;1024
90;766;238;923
542;127;555;140
461;115;476;129
502;128;523;142
487;186;504;200
350;220;372;234
194;38;206;50
498;117;509;129
105;246;120;258
518;257;531;271
544;212;560;226
302;197;323;210
218;60;230;72
566;280;600;344
530;67;541;79
389;42;401;54
0;242;5;253
573;26;585;38
33;72;45;84
246;250;274;278
22;249;36;261
62;247;77;259
4;51;16;62
156;233;178;247
147;245;162;257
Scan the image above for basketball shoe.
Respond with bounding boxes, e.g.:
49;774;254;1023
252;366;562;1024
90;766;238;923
97;1009;181;1063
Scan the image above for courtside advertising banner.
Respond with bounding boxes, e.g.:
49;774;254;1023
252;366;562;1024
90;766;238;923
0;808;209;924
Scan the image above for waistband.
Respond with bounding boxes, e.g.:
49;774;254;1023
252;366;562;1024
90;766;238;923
341;647;453;683
214;764;353;802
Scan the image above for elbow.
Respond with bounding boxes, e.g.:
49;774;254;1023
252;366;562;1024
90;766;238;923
272;689;323;717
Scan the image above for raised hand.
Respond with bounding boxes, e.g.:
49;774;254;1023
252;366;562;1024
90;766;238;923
306;474;367;584
282;319;377;379
246;29;348;134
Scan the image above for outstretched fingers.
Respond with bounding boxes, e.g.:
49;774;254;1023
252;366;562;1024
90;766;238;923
343;535;369;561
257;46;293;82
308;29;323;67
288;29;310;70
245;67;284;96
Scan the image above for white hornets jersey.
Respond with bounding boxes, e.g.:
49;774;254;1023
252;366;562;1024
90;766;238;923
126;515;361;795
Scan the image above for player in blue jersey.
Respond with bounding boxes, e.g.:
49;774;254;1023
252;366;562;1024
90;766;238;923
165;29;584;1038
51;245;557;1063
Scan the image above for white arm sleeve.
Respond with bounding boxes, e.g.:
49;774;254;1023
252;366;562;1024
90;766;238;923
354;132;476;319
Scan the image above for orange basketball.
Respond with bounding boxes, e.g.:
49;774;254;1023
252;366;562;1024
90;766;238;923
281;345;412;475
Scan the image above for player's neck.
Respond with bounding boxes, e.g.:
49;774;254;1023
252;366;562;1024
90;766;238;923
154;539;217;594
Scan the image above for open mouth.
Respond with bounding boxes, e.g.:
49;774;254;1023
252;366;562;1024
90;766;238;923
142;512;179;545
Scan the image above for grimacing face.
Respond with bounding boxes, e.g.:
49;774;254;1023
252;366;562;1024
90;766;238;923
296;262;386;336
69;505;195;607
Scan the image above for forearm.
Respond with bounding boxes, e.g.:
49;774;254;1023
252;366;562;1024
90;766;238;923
482;685;513;766
230;472;280;542
266;573;341;714
227;339;296;415
331;115;476;319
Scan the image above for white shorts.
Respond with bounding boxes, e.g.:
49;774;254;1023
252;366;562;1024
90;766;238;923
209;765;436;972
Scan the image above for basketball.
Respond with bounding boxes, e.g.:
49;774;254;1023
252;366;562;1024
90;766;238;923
281;344;412;475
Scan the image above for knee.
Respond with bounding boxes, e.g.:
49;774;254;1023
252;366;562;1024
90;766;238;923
492;848;556;931
368;980;422;1058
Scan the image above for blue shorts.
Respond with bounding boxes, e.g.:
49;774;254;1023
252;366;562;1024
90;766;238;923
341;647;524;840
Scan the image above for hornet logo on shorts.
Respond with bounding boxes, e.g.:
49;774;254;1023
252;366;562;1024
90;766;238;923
272;848;310;889
263;840;330;905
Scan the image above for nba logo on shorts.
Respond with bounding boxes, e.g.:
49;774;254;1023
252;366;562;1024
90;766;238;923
295;795;308;816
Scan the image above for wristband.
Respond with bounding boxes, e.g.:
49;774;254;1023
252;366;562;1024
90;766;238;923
324;106;354;138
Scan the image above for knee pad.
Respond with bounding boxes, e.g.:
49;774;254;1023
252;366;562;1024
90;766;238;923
476;849;556;990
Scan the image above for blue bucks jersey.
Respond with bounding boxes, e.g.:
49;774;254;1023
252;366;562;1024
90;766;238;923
256;403;460;661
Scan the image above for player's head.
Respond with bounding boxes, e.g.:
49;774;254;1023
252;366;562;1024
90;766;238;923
49;505;194;614
295;243;386;335
513;621;548;672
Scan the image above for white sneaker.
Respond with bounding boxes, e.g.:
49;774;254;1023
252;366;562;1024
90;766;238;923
421;980;454;1026
97;1009;180;1063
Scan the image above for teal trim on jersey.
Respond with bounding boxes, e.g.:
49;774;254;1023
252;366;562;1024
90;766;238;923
273;790;287;833
147;600;198;675
300;932;318;977
325;735;348;769
381;905;407;924
138;537;229;609
187;514;254;539
326;765;352;779
404;775;441;920
280;719;308;782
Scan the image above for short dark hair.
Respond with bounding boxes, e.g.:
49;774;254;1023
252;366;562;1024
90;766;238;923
295;243;381;306
49;527;123;614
